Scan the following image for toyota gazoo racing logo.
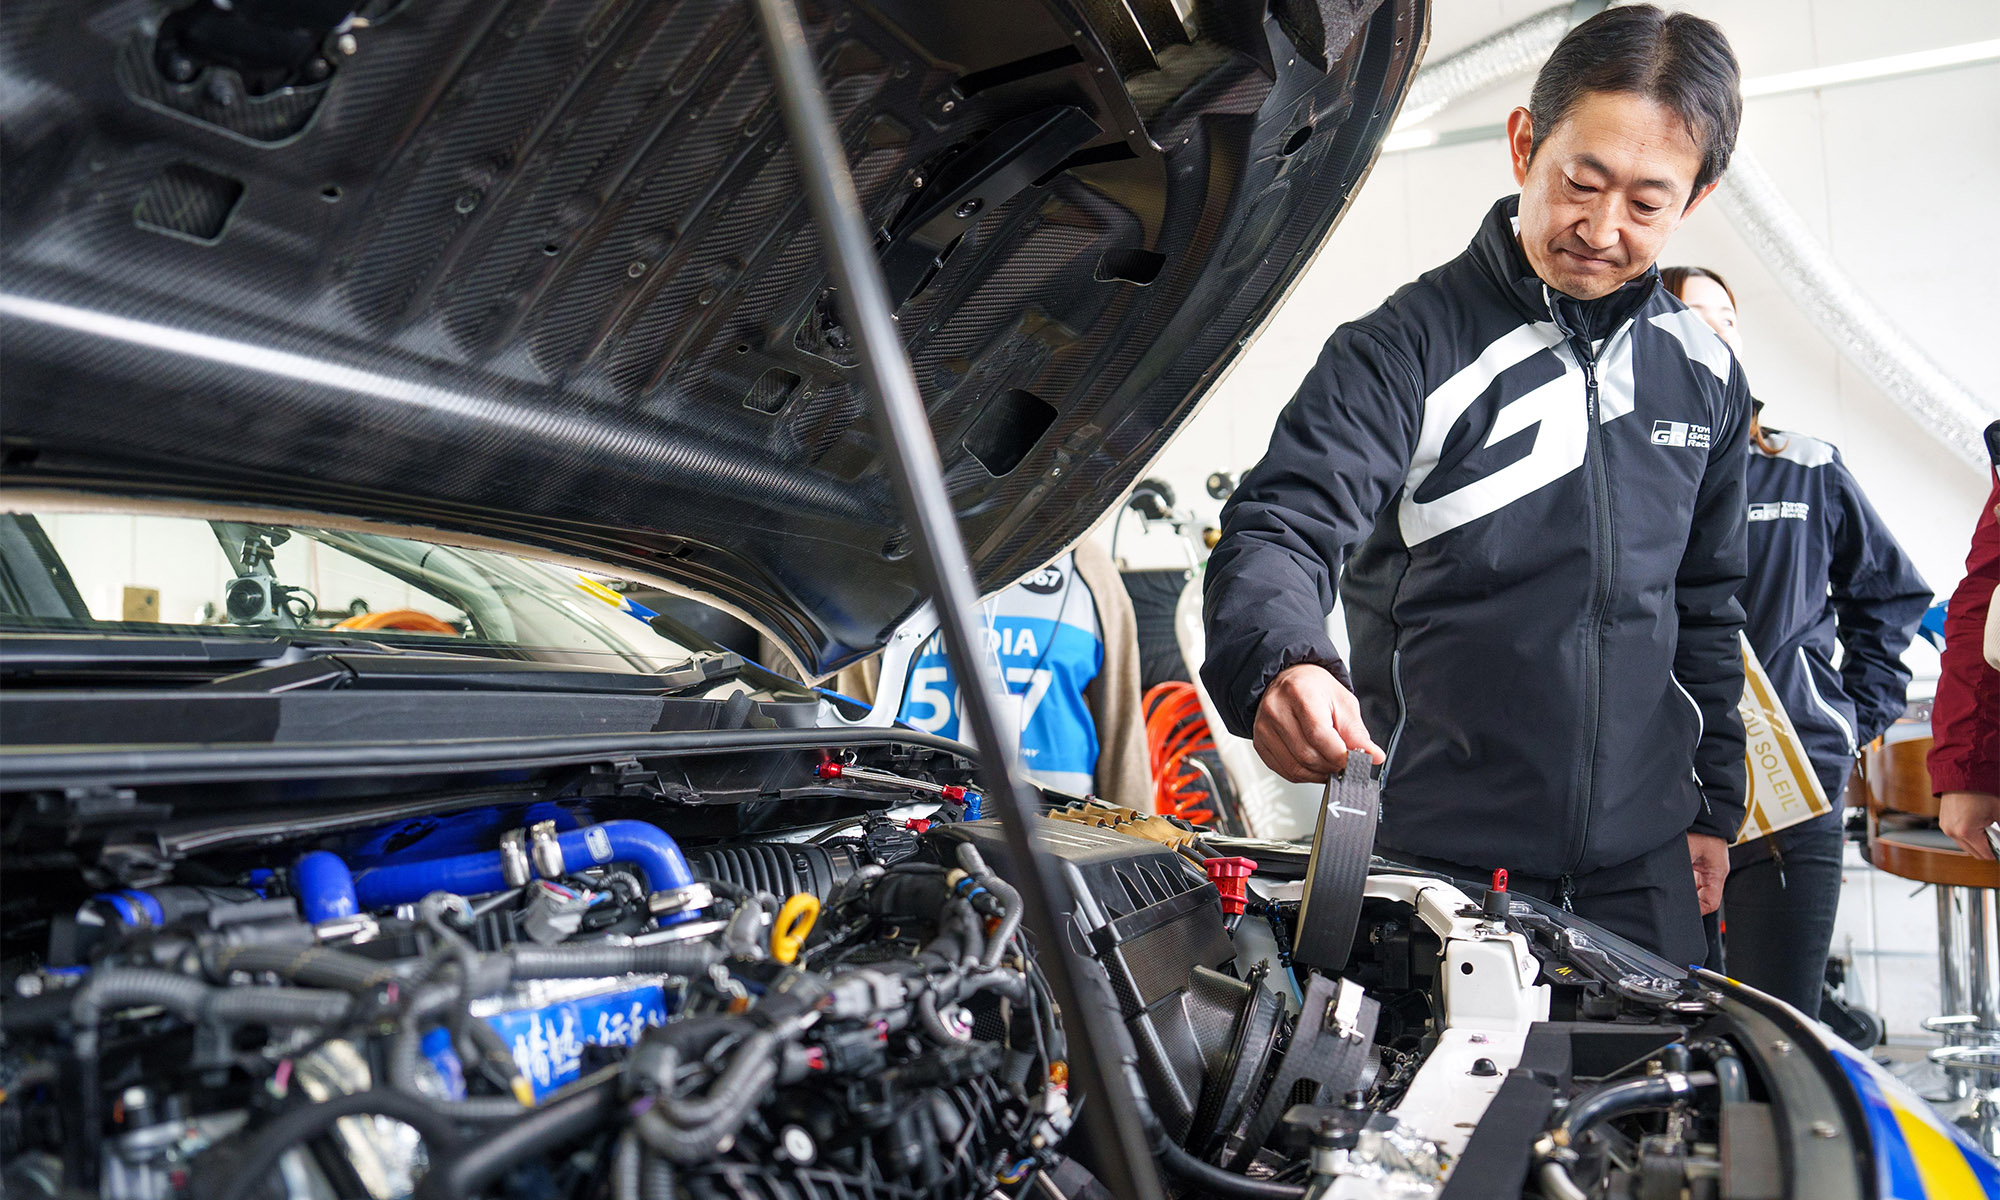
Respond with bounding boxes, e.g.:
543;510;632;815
1748;500;1811;522
1650;420;1712;449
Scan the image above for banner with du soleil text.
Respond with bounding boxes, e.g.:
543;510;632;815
1737;634;1832;844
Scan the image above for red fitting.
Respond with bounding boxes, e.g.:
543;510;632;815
1204;856;1258;917
904;818;932;833
941;785;967;802
1491;868;1508;892
815;762;844;779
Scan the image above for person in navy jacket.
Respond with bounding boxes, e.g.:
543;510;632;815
1665;265;1932;1015
1205;8;1751;966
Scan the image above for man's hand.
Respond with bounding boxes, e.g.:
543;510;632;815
1687;832;1729;916
1251;663;1385;783
1939;792;2000;860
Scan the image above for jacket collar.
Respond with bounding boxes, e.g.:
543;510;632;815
1470;194;1660;341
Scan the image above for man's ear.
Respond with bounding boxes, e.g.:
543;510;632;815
1680;178;1721;219
1506;107;1535;186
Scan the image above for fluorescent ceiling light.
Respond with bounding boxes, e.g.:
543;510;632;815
1742;38;2000;98
1381;128;1440;153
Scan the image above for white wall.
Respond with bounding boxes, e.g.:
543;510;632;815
1110;0;1999;692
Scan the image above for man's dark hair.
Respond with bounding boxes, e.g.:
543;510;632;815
1528;4;1742;196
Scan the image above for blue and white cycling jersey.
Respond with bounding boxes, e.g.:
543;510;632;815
895;553;1104;796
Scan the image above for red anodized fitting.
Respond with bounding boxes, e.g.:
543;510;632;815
1204;856;1257;918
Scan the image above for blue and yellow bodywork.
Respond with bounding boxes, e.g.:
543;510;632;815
1811;1027;2000;1199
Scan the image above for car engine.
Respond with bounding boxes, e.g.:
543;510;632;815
0;737;1801;1200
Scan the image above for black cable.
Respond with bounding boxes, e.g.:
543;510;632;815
640;1150;678;1200
1550;1071;1716;1148
1156;1136;1305;1199
1690;1038;1748;1104
209;1090;465;1200
414;1081;620;1200
208;944;402;993
507;941;721;980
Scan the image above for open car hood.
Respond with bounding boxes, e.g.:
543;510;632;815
0;0;1425;675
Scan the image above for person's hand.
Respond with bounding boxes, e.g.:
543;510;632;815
1687;832;1729;915
1251;663;1384;783
1939;792;2000;860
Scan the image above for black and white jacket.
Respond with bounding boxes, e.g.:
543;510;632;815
1741;429;1929;795
1204;196;1752;879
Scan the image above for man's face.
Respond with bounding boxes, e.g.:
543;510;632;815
1509;91;1716;300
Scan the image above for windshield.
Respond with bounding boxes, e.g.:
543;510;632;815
0;509;709;673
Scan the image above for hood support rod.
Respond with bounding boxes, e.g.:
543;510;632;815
747;2;1165;1196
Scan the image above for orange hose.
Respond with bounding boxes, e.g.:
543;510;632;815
331;608;459;635
1143;681;1224;826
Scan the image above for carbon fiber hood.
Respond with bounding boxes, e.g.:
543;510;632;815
0;0;1425;675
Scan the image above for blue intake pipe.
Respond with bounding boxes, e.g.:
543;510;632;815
294;852;360;924
303;820;697;920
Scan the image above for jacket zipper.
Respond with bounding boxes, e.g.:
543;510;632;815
1574;348;1609;877
1382;647;1408;784
1548;287;1619;881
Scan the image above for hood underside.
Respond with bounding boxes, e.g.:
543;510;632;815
0;0;1426;674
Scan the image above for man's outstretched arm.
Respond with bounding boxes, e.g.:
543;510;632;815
1202;323;1421;778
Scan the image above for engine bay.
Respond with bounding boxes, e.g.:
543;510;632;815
0;735;1849;1200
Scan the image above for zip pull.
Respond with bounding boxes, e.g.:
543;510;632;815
1772;840;1788;890
1557;874;1577;913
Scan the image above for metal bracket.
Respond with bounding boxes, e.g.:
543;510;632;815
1327;977;1367;1044
878;105;1100;307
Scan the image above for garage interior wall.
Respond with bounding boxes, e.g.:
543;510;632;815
1110;0;1999;705
1104;0;1999;1040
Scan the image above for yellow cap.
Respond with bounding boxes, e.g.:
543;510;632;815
770;893;821;965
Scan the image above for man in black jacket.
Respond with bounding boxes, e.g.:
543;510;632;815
1203;6;1749;965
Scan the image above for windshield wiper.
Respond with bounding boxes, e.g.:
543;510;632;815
641;613;804;698
197;650;793;697
0;633;395;680
0;630;792;699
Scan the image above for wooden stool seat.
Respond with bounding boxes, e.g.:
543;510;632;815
1861;723;2000;886
1862;724;1940;818
1872;824;2000;889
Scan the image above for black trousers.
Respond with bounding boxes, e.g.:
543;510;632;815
1707;776;1848;1017
1374;835;1709;969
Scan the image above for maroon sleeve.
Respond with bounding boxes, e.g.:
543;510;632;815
1929;469;2000;796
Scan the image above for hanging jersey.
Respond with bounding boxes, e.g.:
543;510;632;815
896;553;1104;795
